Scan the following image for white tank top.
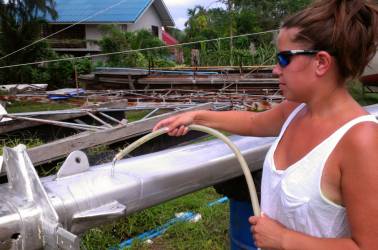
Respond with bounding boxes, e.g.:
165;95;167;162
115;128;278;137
261;103;378;238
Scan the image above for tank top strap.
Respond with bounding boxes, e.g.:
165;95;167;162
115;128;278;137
277;103;306;139
313;115;378;172
324;115;377;150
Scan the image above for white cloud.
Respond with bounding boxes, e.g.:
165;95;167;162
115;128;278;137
175;17;188;30
164;0;225;30
164;0;196;7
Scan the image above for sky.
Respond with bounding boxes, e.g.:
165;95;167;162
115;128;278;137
164;0;225;30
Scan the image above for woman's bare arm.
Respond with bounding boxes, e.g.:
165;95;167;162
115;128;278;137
153;101;300;137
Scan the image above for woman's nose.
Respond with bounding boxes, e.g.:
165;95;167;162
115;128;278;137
272;64;282;77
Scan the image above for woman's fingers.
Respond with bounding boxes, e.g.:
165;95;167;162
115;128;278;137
249;216;259;225
168;128;178;136
167;125;189;136
153;112;194;136
153;117;176;132
153;119;170;131
176;125;187;136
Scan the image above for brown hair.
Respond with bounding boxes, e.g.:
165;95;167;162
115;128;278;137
282;0;378;80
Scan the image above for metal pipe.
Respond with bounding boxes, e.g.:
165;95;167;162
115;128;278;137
85;111;113;128
98;111;124;125
0;135;274;249
141;108;160;120
3;114;104;131
112;125;261;216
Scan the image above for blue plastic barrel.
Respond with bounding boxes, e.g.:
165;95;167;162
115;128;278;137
229;199;258;250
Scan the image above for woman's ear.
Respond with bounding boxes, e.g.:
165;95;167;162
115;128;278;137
314;51;332;76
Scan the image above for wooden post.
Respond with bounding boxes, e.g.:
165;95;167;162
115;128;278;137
74;65;79;96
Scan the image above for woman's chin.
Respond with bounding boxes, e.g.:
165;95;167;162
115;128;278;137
282;91;303;102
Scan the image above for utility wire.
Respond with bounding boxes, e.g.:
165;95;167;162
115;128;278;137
0;29;278;70
0;0;130;61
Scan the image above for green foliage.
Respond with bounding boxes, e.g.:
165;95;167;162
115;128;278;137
47;55;75;87
183;36;275;66
99;25;173;68
0;0;58;83
348;80;378;106
0;1;93;87
231;0;312;29
74;57;93;75
30;67;50;83
0;135;43;155
182;0;312;66
165;27;185;43
152;57;176;68
44;56;93;88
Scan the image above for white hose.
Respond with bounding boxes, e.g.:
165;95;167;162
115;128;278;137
111;125;261;216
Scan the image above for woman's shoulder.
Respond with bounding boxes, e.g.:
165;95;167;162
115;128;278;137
339;115;378;168
343;117;378;146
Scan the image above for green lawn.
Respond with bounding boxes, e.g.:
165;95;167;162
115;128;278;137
6;100;77;113
81;187;230;250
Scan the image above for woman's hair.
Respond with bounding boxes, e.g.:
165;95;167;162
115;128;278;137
282;0;378;80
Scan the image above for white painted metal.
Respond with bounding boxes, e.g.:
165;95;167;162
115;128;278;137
0;103;11;122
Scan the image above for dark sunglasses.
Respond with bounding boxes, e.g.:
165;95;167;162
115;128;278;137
276;50;320;68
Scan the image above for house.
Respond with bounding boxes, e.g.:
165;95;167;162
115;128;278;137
44;0;175;55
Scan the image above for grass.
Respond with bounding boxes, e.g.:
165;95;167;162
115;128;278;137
0;135;44;155
81;187;229;250
125;109;172;123
6;100;77;113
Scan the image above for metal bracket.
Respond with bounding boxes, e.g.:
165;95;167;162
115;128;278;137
71;201;127;233
56;228;80;249
57;151;90;179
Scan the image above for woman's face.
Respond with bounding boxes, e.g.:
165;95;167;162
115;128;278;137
273;28;319;102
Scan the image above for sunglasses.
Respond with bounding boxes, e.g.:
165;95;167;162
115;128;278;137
276;50;320;68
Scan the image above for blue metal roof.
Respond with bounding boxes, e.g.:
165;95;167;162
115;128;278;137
48;0;153;23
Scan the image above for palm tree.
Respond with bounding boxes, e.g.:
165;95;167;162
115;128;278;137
0;0;57;83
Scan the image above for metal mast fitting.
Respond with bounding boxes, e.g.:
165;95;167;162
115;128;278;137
1;145;79;249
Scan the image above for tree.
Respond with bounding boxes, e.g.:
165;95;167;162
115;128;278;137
232;0;311;29
182;0;312;66
99;25;173;68
0;0;57;83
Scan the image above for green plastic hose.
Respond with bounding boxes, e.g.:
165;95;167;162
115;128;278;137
111;124;261;216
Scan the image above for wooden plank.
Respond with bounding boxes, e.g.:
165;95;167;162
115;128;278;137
27;103;213;166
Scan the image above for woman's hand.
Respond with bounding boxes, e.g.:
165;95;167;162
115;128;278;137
152;112;196;136
249;213;288;250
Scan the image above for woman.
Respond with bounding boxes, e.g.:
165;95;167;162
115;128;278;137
153;0;378;249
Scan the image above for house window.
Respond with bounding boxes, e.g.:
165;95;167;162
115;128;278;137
121;24;128;32
43;24;86;48
43;24;85;40
151;25;159;37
